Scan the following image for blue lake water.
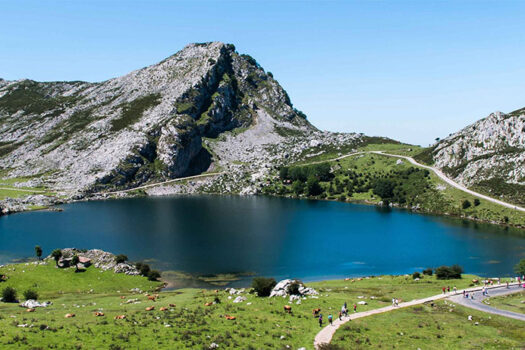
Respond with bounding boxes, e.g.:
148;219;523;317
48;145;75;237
1;195;524;286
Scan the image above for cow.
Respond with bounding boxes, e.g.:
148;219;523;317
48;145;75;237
312;308;321;317
204;302;213;306
225;315;236;320
94;312;105;317
148;295;157;302
159;307;168;311
114;315;126;320
283;305;292;313
169;303;176;307
65;313;75;318
26;308;35;312
145;306;155;311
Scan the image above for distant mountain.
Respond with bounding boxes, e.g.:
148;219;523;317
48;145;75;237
0;42;361;195
415;108;525;204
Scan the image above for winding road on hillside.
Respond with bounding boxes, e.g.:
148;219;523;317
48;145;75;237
314;283;524;349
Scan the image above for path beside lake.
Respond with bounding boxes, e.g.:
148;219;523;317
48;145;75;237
314;283;523;349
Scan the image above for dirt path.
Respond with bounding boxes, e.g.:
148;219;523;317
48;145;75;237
314;283;522;348
0;187;46;193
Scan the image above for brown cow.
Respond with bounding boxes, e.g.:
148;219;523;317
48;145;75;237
65;313;76;318
312;308;321;317
148;295;157;302
145;306;155;311
114;315;126;320
225;315;236;320
94;312;105;317
169;303;176;307
204;302;213;306
283;305;292;313
120;296;126;299
159;307;168;311
26;308;35;312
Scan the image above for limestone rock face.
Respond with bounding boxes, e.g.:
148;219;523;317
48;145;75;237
269;279;318;298
420;108;525;204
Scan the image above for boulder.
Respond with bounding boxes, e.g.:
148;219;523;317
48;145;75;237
19;300;52;308
269;279;318;298
233;296;246;303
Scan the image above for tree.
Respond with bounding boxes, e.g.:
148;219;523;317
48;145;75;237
23;289;38;300
423;268;433;276
292;180;304;195
147;270;161;281
51;249;62;267
473;198;481;206
34;245;42;261
306;175;323;196
287;281;301;295
514;259;525;276
461;200;471;209
1;286;17;303
251;277;276;297
115;254;128;264
372;179;395;199
279;167;289;180
435;265;463;279
135;262;151;277
71;255;80;272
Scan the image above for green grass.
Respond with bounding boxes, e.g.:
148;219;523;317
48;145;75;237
110;93;162;132
485;290;525;314
331;299;525;349
357;142;424;156
0;260;492;349
0;176;55;200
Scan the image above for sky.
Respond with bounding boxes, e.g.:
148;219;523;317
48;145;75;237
1;1;524;146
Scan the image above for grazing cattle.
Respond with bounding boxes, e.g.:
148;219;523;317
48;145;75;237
312;308;321;317
65;313;76;318
94;312;105;317
120;296;126;299
114;315;126;320
472;279;479;284
169;303;176;307
283;305;292;313
148;295;157;302
225;315;236;320
159;307;168;311
214;289;219;293
204;302;213;306
26;308;35;312
145;306;155;311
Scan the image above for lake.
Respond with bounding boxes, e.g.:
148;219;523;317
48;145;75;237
1;195;524;287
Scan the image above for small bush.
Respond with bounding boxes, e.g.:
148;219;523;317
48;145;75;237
147;270;161;281
287;281;301;295
23;289;38;300
214;296;221;304
251;277;277;297
135;262;151;277
2;286;17;303
473;198;480;206
423;268;433;276
115;254;128;264
435;265;463;279
412;271;421;279
462;200;471;209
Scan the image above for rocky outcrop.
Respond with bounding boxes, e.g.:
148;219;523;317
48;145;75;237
417;108;525;204
47;248;140;275
269;279;318;298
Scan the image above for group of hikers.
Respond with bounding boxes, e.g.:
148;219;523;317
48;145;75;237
317;301;357;327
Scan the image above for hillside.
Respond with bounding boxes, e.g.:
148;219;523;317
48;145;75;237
0;42;364;211
415;108;525;205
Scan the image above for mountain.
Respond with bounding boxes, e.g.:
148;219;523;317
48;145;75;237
0;42;362;198
415;108;525;204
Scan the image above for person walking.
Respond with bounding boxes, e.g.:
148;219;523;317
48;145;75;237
392;298;396;307
353;304;357;312
453;286;457;294
395;298;399;307
318;314;323;327
442;287;446;294
506;281;509;289
338;311;342;321
447;286;450;293
328;314;333;326
462;290;466;297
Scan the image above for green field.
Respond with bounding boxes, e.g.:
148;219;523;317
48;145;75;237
485;290;525;314
0;261;497;349
331;299;525;349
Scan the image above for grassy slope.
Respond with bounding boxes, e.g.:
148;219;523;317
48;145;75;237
0;261;498;349
485;290;525;314
331;299;525;349
267;143;525;228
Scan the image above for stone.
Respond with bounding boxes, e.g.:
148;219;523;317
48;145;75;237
232;296;246;303
269;279;318;298
19;300;52;308
357;301;367;305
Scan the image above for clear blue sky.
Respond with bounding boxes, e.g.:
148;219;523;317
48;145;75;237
2;1;524;146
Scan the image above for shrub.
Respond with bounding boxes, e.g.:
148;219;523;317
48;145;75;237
51;249;62;266
423;268;433;276
306;175;323;196
435;265;463;279
461;200;471;209
514;259;525;276
34;245;43;260
147;270;161;281
2;286;17;303
115;254;128;264
214;296;221;304
251;277;276;297
23;289;38;300
412;271;421;279
135;262;151;277
473;198;481;206
71;255;80;271
287;281;301;295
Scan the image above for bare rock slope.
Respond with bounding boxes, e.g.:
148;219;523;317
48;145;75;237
416;108;525;204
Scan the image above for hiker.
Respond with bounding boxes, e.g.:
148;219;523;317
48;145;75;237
453;286;457;294
465;292;469;299
341;305;347;316
344;301;347;310
338;311;342;320
353;304;357;312
442;287;446;294
470;293;474;300
506;281;509;288
328;314;333;325
395;298;399;307
392;298;396;307
462;290;466;297
447;286;450;293
318;314;323;327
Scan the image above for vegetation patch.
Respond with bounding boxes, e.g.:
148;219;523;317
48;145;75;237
110;93;162;132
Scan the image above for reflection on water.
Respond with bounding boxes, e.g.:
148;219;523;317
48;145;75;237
1;195;524;287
